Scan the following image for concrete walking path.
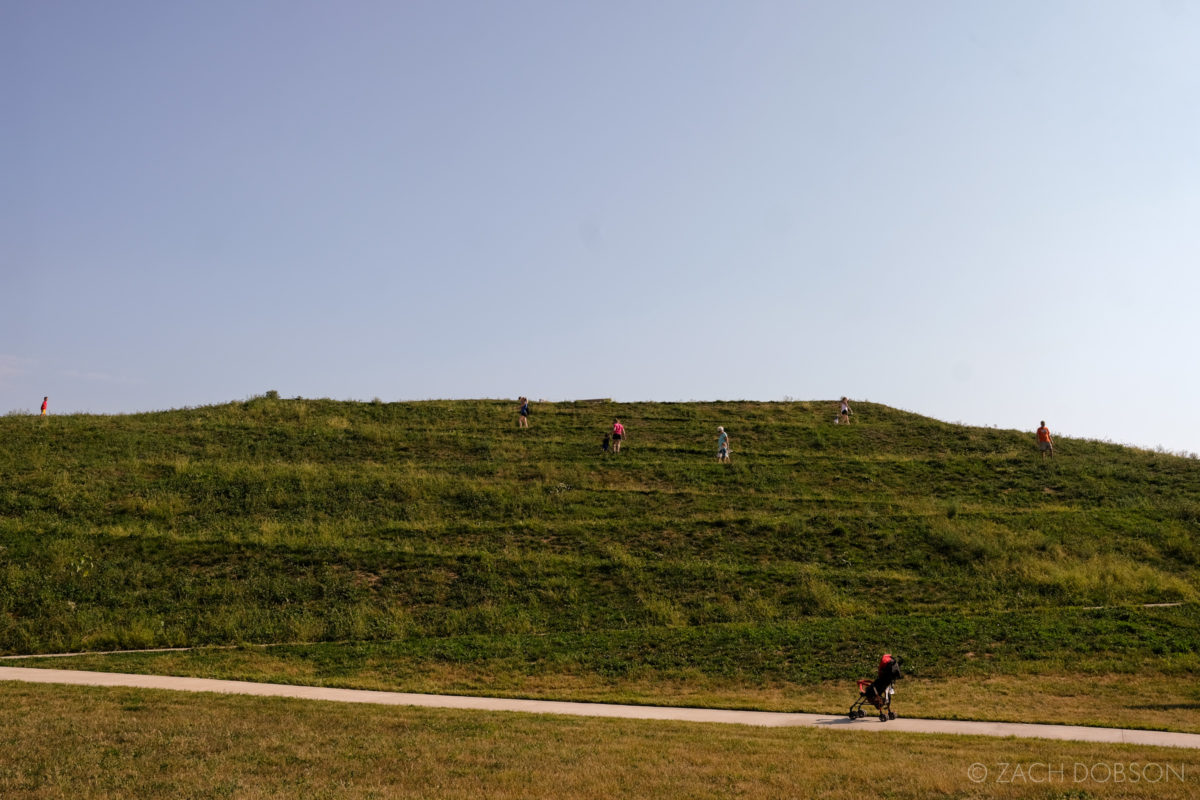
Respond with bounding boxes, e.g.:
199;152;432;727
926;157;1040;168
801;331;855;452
3;666;1199;750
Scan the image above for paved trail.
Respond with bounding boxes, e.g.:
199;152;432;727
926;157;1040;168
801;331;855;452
3;666;1199;750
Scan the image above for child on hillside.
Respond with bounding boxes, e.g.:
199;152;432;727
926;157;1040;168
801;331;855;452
602;431;611;454
1036;421;1054;459
837;397;852;424
611;419;625;453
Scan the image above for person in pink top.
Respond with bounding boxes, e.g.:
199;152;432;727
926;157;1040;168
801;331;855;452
40;397;48;416
611;419;625;453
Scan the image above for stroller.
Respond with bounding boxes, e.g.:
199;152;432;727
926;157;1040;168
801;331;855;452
848;653;901;721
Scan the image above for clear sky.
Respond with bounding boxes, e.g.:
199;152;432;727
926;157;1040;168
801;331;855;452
4;2;1199;454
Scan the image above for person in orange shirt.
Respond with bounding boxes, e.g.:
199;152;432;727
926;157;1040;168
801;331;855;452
1036;421;1054;459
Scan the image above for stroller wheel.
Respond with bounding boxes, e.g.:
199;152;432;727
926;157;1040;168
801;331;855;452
879;712;887;722
888;711;896;720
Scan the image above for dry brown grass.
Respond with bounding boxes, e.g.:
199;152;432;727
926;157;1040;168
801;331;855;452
2;681;1198;800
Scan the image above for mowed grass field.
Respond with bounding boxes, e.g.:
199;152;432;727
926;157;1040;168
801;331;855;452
2;397;1199;797
3;681;1199;800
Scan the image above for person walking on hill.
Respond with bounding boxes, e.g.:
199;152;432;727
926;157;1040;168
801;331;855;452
517;397;530;429
40;397;48;417
837;397;852;424
611;419;625;453
601;431;611;454
716;426;731;463
1036;421;1054;459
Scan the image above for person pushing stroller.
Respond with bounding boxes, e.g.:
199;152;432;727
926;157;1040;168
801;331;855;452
848;653;902;721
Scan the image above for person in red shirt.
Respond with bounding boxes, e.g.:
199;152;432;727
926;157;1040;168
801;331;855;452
611;419;625;453
40;397;48;416
1036;421;1054;459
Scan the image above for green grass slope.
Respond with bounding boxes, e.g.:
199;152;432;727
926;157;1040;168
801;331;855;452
2;397;1198;690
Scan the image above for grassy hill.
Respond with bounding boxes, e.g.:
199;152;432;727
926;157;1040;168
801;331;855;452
2;396;1199;706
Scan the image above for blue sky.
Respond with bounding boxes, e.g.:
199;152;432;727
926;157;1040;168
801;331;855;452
4;1;1199;454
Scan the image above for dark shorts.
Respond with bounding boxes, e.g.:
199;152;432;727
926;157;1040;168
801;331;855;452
612;433;622;440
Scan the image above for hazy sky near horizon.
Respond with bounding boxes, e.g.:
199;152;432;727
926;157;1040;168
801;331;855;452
4;2;1199;453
